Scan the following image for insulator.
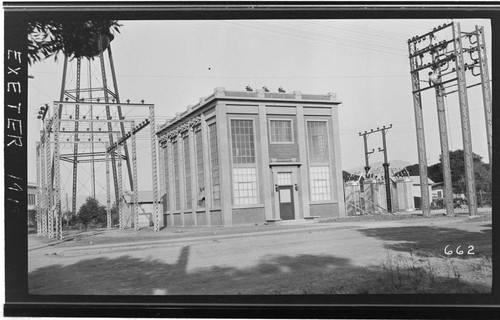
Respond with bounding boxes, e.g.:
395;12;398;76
141;99;145;104
66;139;69;141
69;115;72;119
96;116;99;120
127;99;130;104
37;115;42;119
62;128;65;131
97;98;100;103
83;116;86;119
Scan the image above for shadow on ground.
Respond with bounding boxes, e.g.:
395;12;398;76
358;224;492;258
29;245;491;295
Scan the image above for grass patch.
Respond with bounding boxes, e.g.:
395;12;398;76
259;253;492;294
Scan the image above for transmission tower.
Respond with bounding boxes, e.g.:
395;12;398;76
36;33;160;239
407;22;491;217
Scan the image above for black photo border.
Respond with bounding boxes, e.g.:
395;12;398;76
4;1;500;318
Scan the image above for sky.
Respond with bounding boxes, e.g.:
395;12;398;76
27;19;492;196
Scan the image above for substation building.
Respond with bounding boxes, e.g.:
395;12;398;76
157;87;345;227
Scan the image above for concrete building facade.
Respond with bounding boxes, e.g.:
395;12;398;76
156;88;345;227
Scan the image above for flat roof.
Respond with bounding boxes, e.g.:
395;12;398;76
158;87;340;133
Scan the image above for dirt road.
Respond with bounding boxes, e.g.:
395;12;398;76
28;214;492;295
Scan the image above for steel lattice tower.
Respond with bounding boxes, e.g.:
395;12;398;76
36;34;160;239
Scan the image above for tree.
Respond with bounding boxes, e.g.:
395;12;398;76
27;19;121;65
398;149;491;196
78;197;106;230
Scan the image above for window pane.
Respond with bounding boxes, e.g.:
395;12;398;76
310;166;331;201
277;172;292;185
195;129;205;208
173;141;180;210
307;121;329;163
233;167;258;205
230;119;255;164
165;145;170;211
183;135;192;209
270;120;293;142
209;123;220;206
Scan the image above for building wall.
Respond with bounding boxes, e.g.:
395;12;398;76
232;206;266;224
157;89;343;227
310;202;340;219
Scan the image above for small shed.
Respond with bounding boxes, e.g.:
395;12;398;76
409;176;434;209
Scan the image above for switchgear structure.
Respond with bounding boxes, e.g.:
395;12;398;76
35;35;160;239
408;22;492;217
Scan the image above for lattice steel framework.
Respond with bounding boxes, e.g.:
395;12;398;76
407;22;491;217
36;40;160;238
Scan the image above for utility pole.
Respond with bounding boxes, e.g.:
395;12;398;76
359;125;393;212
407;21;487;218
429;37;454;217
377;124;393;213
358;131;375;177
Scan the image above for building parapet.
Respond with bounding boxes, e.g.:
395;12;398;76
157;87;340;138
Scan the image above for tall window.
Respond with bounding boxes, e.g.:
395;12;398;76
270;119;293;143
165;145;170;212
307;121;329;163
183;135;192;209
231;119;255;164
173;141;180;210
209;123;220;207
309;166;331;201
307;121;331;201
231;119;258;205
233;168;258;205
195;128;205;208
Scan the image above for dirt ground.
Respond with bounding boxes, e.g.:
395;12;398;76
28;212;492;295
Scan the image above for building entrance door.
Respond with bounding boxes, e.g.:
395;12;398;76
278;185;295;220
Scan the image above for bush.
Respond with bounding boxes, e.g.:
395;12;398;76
77;197;107;230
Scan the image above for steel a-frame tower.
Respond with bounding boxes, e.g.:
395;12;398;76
408;22;492;218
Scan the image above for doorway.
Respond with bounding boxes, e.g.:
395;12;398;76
278;185;295;220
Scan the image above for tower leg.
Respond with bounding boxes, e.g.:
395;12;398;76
117;143;124;229
435;87;454;216
409;42;431;217
106;144;111;229
475;26;492;174
452;22;478;216
132;123;139;231
150;107;160;231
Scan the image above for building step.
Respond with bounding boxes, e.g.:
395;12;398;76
272;218;319;226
